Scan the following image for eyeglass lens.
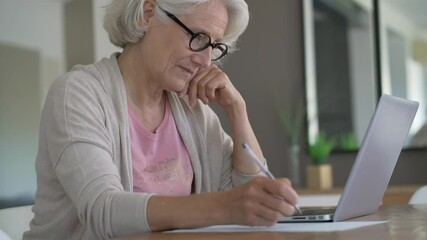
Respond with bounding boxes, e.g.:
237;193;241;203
190;33;227;61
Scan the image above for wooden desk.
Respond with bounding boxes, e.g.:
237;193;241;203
117;204;427;240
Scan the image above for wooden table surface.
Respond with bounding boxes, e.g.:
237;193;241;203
116;204;427;240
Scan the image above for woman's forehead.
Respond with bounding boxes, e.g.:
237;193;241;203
179;0;228;40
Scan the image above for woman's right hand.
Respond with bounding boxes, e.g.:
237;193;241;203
146;176;299;231
219;176;299;226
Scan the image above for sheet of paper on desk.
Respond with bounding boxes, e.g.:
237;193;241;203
168;221;388;233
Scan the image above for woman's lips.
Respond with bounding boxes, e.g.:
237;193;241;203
180;66;194;76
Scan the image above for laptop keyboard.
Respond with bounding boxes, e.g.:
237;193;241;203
295;207;336;216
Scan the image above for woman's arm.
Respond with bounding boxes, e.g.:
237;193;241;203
187;64;267;174
147;176;298;231
223;96;265;174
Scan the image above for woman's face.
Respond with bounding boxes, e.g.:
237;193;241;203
141;0;229;94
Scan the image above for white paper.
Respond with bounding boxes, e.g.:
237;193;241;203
168;221;388;233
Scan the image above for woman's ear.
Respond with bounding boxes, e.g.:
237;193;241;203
141;0;156;25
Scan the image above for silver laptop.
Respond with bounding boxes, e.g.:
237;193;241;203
279;94;419;223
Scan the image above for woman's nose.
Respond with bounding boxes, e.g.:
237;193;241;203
191;47;212;68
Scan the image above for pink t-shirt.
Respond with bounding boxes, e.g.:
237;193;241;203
128;99;193;196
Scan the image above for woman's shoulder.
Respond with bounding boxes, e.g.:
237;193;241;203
49;54;121;98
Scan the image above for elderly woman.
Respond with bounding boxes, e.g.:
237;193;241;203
24;0;299;239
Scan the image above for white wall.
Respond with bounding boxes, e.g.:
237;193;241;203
0;0;120;206
92;0;121;61
0;45;40;201
0;0;65;105
0;0;64;59
0;0;65;203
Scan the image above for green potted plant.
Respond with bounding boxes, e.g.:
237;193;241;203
306;132;335;189
338;133;359;151
308;132;335;164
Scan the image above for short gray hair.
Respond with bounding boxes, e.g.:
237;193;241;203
103;0;249;52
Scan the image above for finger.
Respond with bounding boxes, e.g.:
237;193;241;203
198;71;224;104
261;179;299;207
261;193;297;216
277;178;299;205
243;202;282;226
244;177;296;217
177;81;190;98
275;179;298;201
196;71;216;104
188;67;214;106
278;178;292;186
253;205;283;226
204;71;225;102
198;64;223;100
188;75;201;107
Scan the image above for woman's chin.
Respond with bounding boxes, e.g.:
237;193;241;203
174;82;190;98
175;89;187;98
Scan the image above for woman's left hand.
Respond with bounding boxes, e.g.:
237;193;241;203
185;64;242;109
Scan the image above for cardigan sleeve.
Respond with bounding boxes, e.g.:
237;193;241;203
46;72;154;238
56;143;153;238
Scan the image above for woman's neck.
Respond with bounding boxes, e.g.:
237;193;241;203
118;44;165;107
118;44;167;132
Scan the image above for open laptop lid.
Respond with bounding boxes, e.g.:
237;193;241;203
333;94;418;221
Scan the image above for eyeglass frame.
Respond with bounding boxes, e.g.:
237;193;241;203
158;6;229;61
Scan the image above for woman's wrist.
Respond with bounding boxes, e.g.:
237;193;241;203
224;95;247;122
146;192;231;231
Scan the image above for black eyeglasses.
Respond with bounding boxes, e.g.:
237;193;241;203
159;7;229;61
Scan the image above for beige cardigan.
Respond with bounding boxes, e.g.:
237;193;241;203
23;54;261;240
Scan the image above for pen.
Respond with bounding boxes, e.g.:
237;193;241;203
242;143;302;215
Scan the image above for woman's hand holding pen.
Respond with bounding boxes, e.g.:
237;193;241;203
219;176;299;226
